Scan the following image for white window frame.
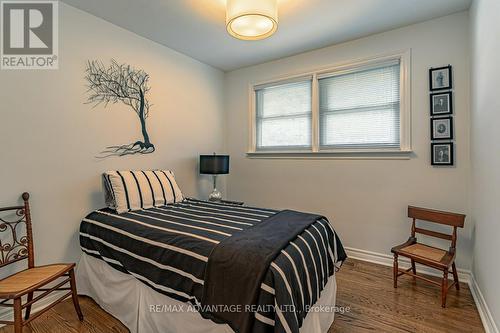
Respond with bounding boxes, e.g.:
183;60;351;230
248;50;412;159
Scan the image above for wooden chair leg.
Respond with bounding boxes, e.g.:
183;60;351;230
441;270;448;308
24;292;33;320
393;254;398;288
452;262;460;291
69;269;84;321
410;259;417;282
14;297;23;333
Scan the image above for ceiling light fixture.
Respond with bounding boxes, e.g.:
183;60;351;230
226;0;278;41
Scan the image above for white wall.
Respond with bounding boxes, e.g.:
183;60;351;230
470;0;500;328
224;12;473;269
0;3;478;284
0;3;225;266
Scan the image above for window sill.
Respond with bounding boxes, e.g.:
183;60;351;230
246;149;413;160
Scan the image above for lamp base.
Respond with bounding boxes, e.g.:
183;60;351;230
208;188;222;202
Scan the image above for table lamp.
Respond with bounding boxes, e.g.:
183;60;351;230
199;154;229;202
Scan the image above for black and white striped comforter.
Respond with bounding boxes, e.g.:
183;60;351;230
80;198;346;333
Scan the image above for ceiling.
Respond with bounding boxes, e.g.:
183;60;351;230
61;0;472;71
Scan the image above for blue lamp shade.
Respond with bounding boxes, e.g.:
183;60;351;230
199;155;229;175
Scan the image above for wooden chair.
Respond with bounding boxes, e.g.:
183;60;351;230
0;193;83;332
391;206;465;308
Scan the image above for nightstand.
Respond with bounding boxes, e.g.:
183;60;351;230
219;199;244;206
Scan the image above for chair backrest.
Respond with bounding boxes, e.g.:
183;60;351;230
408;206;466;252
0;193;34;269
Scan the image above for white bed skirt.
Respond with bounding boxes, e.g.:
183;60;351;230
76;253;337;333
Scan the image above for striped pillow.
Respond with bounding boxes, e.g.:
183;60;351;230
103;170;184;214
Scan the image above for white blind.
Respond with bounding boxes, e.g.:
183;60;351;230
255;79;312;149
319;62;401;149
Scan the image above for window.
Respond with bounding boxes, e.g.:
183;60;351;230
319;61;400;149
255;79;312;150
249;51;410;156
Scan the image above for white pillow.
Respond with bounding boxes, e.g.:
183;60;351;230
103;170;184;214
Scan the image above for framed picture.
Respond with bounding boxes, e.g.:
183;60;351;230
431;116;453;140
431;142;454;166
429;65;452;91
430;91;453;116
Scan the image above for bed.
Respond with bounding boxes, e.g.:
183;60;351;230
76;197;346;333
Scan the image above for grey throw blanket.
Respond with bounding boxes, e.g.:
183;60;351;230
201;209;323;333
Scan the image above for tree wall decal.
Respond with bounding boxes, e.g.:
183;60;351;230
85;59;155;157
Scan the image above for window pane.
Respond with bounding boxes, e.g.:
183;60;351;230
256;80;312;149
321;107;399;147
319;62;400;148
258;116;311;148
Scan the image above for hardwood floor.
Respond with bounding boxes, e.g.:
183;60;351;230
332;259;484;333
0;259;484;333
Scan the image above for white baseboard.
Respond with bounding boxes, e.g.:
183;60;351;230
344;246;471;282
469;275;499;333
0;292;65;327
345;246;498;333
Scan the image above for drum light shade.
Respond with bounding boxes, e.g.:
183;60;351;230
199;155;230;175
226;0;278;41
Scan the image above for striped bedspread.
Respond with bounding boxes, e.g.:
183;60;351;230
79;198;346;333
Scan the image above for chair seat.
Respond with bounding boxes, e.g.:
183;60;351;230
392;241;454;269
402;243;446;261
0;264;74;298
